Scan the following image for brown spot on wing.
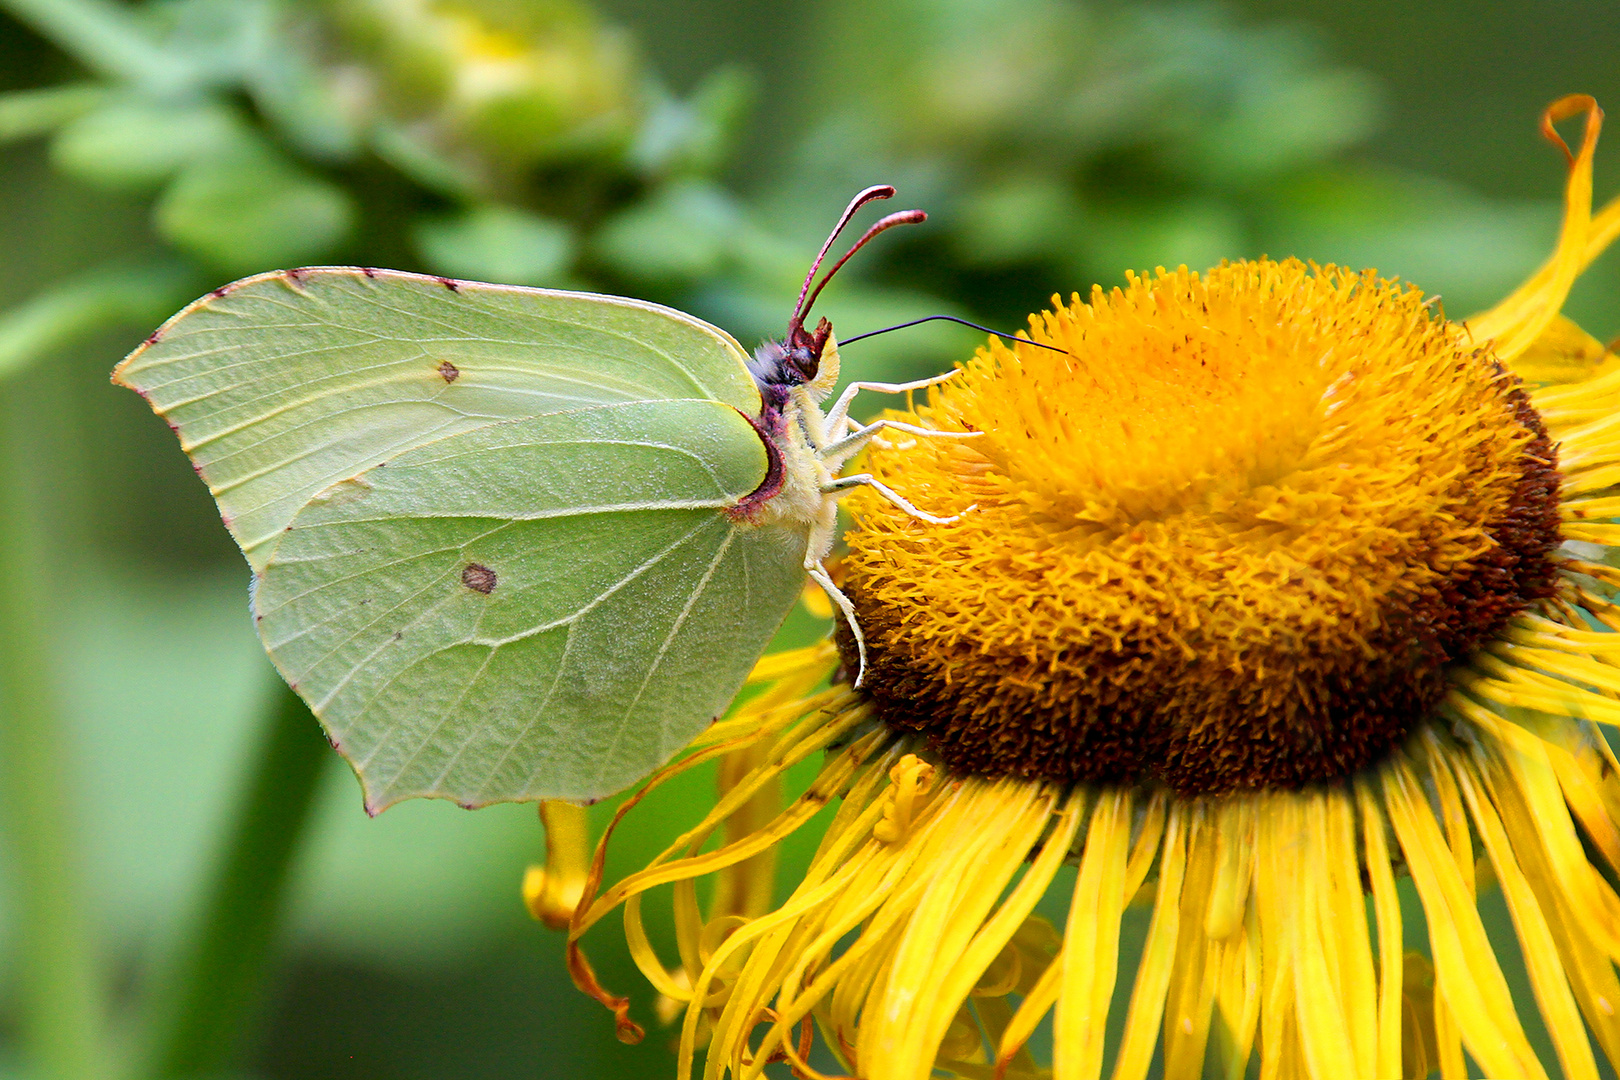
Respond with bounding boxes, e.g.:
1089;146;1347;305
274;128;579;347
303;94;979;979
437;276;461;292
438;360;460;382
462;563;497;594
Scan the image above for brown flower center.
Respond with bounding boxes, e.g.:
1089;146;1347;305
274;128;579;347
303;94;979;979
839;260;1563;794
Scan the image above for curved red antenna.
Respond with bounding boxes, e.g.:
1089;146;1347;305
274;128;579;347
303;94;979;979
791;185;896;326
790;186;928;336
797;209;927;329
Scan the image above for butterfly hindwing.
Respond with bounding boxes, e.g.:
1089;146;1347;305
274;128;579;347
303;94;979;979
252;399;807;808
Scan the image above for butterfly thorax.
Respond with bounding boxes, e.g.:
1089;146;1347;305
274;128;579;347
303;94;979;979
729;321;840;532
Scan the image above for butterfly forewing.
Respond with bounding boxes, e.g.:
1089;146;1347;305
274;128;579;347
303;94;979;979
114;268;761;569
252;399;807;808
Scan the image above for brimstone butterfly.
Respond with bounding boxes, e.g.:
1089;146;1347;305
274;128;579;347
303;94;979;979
114;185;975;811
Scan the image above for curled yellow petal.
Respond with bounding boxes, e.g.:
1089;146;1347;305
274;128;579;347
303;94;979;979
524;800;589;930
1466;95;1603;360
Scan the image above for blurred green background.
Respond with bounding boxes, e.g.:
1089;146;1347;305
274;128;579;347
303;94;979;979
0;0;1617;1077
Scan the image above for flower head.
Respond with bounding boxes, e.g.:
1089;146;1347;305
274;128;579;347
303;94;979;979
549;95;1620;1080
848;257;1561;794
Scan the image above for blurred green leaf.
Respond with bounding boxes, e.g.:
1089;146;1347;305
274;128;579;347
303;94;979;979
289;789;540;968
370;121;482;199
1187;68;1382;182
237;4;365;162
0;84;105;145
954;176;1082;266
135;682;329;1080
154;141;355;274
630;66;755;179
331;0;643;175
594;179;747;283
0;262;197;379
413;204;574;286
1258;167;1557;315
51;98;243;192
1080;199;1246;282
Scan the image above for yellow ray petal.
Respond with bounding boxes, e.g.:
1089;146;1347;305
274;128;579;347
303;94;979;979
1254;819;1295;1080
1453;754;1601;1080
581;718;875;927
1511;313;1618;386
1381;755;1550;1080
1123;791;1169;900
1455;661;1620;727
1054;788;1134;1080
1322;787;1377;1076
1480;716;1620;963
1532;357;1620;424
745;641;839;684
916;788;1082;1072
1472;748;1620;1068
1355;779;1405;1080
524;800;589;929
1450;688;1620;879
1001;953;1063;1080
1418;734;1474;895
710;742;786;922
1110;807;1187;1080
1163;805;1220;1079
1210;910;1259;1080
891;786;1060;1074
1466;96;1603;360
1398;953;1439;1080
1204;798;1254;941
1279;796;1356;1080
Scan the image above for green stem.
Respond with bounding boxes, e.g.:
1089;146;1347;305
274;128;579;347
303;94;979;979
0;0;186;89
0;394;108;1078
0;83;105;143
137;680;330;1079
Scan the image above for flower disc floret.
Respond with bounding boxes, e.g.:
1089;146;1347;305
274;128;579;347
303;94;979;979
843;258;1563;793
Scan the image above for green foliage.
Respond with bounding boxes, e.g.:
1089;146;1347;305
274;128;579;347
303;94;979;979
0;83;103;143
778;0;1550;323
0;261;194;377
155;143;357;273
51;98;241;190
413;204;574;285
0;0;763;378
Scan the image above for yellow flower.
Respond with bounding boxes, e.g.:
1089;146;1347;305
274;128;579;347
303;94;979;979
541;95;1620;1079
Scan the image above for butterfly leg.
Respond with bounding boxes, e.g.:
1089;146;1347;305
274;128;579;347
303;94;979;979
805;559;867;688
823;371;963;440
817;419;980;472
820;473;973;524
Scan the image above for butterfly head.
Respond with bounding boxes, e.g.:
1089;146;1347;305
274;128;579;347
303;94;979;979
747;317;831;389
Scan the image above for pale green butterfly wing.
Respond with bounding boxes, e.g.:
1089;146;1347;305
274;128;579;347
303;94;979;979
117;268;807;807
114;267;760;569
255;400;807;809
